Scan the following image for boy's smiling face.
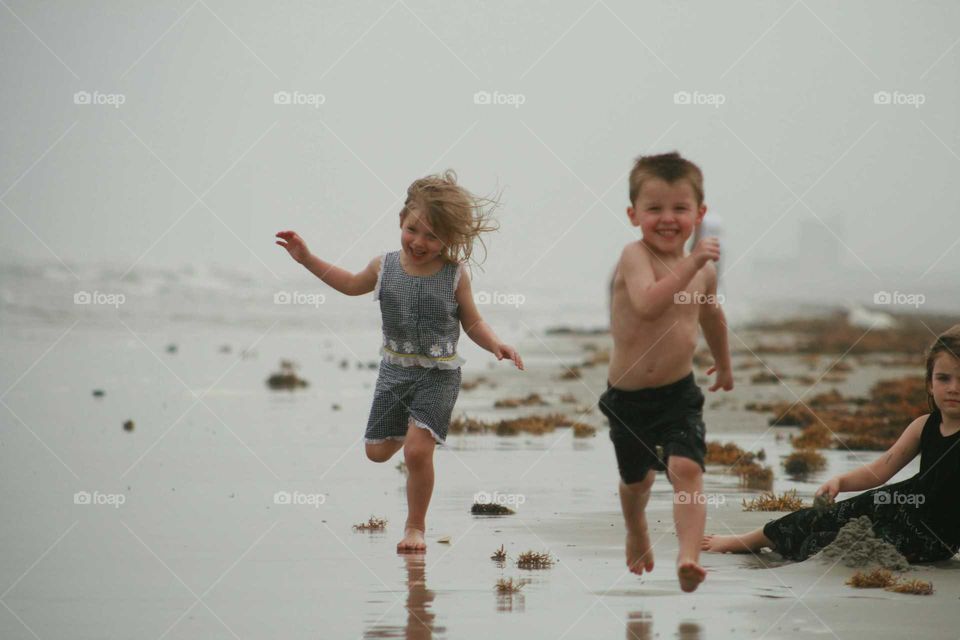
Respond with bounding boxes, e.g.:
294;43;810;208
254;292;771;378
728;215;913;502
628;178;706;256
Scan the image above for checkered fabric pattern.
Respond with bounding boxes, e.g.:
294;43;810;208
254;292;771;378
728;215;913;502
372;250;464;369
364;360;462;443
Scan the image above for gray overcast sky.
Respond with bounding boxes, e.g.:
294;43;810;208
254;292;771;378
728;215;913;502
2;1;958;309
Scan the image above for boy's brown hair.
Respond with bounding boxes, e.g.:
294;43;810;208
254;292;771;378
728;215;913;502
925;324;960;412
628;151;704;206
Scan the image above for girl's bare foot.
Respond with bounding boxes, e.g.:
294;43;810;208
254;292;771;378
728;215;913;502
677;559;706;592
397;527;426;553
701;530;769;554
625;529;655;575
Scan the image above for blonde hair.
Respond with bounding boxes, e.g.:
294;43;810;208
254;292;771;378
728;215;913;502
628;151;704;206
925;324;960;412
399;170;500;271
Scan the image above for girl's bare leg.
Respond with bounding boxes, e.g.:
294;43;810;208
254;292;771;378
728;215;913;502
397;421;436;552
365;439;404;463
701;528;773;553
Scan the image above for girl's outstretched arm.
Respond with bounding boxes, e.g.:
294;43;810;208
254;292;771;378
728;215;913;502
454;268;524;370
816;414;927;498
275;231;379;296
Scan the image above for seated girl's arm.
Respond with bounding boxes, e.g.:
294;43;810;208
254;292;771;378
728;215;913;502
303;254;381;296
455;268;523;369
818;414;926;497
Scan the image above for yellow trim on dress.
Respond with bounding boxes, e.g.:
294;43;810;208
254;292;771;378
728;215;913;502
382;346;460;362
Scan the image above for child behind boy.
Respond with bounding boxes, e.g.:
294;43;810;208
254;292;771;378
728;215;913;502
599;151;733;592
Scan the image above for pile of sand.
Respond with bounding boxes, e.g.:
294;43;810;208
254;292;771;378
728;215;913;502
817;516;910;571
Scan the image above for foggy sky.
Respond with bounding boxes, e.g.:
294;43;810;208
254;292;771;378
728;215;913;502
2;0;958;309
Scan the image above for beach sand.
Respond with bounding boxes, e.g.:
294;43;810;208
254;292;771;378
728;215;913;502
1;317;957;639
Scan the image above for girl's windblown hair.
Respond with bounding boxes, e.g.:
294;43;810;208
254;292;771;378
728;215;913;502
925;324;960;412
400;170;500;272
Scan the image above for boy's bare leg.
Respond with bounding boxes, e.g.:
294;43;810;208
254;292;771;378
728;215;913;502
668;457;707;592
619;470;656;575
702;528;772;553
397;421;436;552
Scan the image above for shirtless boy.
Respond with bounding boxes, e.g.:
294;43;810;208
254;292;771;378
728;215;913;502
598;151;734;593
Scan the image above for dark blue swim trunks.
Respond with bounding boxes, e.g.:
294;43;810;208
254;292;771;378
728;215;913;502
598;372;707;484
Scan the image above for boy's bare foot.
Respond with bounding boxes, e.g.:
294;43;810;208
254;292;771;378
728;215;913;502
625;529;655;575
677;559;706;592
397;527;426;553
701;533;761;553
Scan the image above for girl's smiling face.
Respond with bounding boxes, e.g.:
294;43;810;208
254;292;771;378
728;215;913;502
930;352;960;421
400;206;445;267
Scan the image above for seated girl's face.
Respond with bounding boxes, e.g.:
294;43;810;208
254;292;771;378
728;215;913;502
931;352;960;419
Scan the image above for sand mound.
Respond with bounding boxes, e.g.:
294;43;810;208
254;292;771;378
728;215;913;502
816;516;909;571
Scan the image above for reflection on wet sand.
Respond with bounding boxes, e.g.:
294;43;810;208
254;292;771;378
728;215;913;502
495;591;525;613
626;611;701;640
365;554;445;639
626;610;653;640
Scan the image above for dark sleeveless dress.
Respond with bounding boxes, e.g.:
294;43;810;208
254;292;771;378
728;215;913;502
761;411;960;563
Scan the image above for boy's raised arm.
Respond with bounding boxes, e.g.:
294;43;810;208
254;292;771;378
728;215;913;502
620;244;702;321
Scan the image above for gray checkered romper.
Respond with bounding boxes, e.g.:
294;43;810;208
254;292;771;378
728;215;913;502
364;251;464;444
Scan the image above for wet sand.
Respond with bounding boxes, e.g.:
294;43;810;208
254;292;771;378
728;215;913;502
1;319;957;639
